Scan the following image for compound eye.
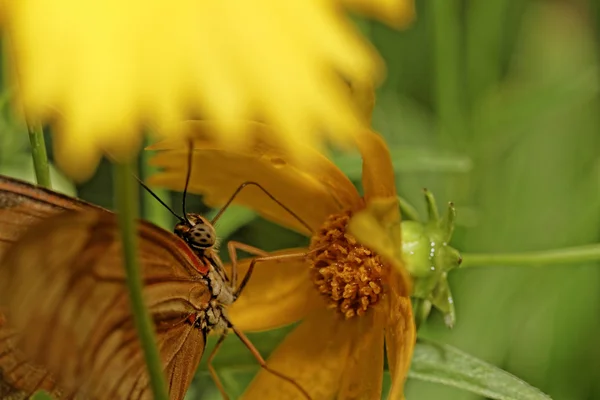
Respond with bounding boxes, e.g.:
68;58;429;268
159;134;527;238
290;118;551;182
188;223;215;248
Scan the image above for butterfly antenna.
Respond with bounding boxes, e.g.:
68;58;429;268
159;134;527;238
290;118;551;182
210;181;313;234
181;140;194;225
133;174;184;223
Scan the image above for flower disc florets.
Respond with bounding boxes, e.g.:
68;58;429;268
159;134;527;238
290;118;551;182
308;209;385;318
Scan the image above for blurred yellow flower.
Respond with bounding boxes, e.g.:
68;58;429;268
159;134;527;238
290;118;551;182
1;0;414;181
147;122;415;399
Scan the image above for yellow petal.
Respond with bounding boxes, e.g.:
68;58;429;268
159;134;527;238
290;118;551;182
148;121;362;235
337;309;385;400
341;0;415;28
3;0;383;181
356;130;397;202
228;248;323;332
385;272;416;400
348;197;411;294
241;308;357;400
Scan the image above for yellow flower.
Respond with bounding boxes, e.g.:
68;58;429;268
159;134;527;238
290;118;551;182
1;0;414;181
148;122;415;399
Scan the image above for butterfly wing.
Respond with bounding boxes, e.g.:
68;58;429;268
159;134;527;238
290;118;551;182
0;175;103;254
0;318;63;399
0;175;101;399
0;209;211;400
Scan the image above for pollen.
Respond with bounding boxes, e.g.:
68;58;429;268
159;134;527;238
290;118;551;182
308;210;385;319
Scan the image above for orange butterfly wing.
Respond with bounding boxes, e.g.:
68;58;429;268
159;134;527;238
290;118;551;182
0;176;96;399
0;177;211;400
0;176;99;250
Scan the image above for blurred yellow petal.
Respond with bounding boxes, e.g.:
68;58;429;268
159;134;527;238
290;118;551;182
148;121;362;235
53;131;104;182
241;308;357;400
341;0;415;28
338;309;385;399
357;130;397;201
385;273;416;400
2;0;384;181
228;248;323;332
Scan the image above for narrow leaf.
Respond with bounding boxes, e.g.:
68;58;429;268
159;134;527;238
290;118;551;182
423;189;439;224
333;148;472;182
409;339;552;400
398;195;421;223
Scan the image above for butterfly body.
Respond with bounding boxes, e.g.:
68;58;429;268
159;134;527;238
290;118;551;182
174;213;235;336
186;250;234;336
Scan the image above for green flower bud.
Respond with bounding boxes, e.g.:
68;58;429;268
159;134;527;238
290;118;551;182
401;189;462;328
401;221;434;278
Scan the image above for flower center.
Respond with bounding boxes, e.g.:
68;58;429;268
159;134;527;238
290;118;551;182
307;209;385;318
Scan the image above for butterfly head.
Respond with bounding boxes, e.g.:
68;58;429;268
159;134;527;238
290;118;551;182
175;213;217;249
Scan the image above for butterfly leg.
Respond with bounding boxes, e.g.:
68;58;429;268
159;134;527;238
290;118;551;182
226;241;270;293
227;241;310;299
229;323;312;400
207;331;230;400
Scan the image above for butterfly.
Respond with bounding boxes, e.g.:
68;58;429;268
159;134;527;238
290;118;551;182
0;172;310;400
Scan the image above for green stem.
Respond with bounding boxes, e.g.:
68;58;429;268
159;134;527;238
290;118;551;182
431;0;467;148
113;162;168;400
141;136;172;230
27;124;51;188
460;244;600;269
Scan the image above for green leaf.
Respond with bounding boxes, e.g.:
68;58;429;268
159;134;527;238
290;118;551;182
409;339;552;400
333;147;472;182
31;391;54;400
206;205;257;240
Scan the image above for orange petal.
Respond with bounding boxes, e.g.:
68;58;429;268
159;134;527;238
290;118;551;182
385;272;416;400
228;248;324;332
241;308;358;400
356;130;397;202
148;121;362;235
338;309;385;399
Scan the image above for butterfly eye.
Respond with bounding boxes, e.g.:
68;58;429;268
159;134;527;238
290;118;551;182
188;223;216;248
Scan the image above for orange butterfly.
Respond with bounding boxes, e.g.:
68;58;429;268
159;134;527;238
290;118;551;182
0;173;310;400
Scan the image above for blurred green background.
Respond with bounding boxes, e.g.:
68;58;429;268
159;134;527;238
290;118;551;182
3;0;600;399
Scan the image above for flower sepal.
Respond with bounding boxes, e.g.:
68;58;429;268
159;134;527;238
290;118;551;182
401;189;462;329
